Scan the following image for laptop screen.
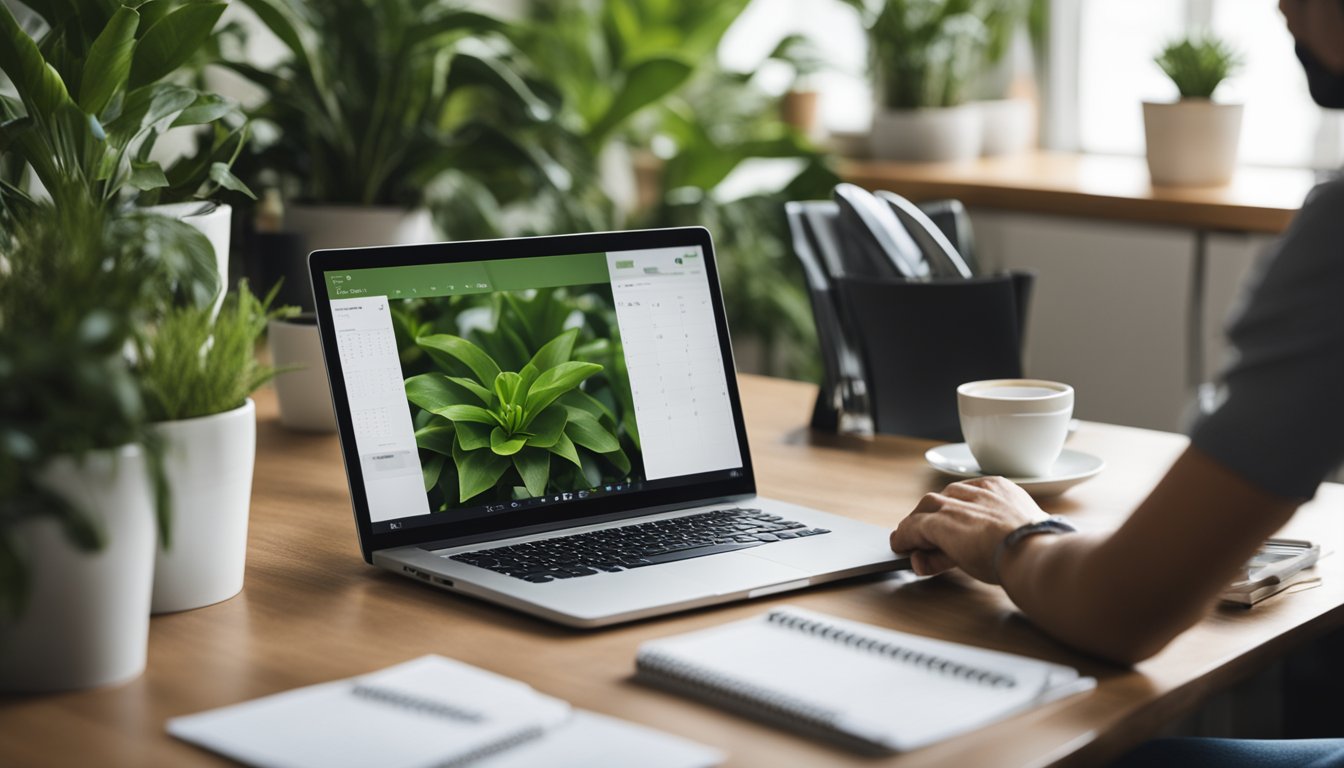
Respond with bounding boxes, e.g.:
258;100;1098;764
312;230;752;555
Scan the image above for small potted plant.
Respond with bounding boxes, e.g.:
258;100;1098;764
973;0;1035;156
768;34;830;140
137;281;294;614
1143;35;1244;186
225;0;557;252
0;201;202;692
851;0;987;162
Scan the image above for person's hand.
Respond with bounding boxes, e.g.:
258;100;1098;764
890;476;1048;584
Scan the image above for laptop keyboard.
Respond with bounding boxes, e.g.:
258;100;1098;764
447;508;831;583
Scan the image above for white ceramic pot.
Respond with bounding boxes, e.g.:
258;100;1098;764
286;205;436;252
148;202;232;317
978;98;1035;157
0;446;155;693
1142;100;1243;186
150;400;256;614
870;105;982;163
269;314;337;432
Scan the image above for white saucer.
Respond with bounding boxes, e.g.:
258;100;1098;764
924;443;1105;497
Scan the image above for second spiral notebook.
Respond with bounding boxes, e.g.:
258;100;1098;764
635;606;1095;754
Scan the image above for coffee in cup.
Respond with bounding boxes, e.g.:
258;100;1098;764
957;379;1074;477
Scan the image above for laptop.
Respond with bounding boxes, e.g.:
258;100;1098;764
309;227;908;627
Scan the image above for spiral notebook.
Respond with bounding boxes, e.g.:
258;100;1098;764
635;607;1095;754
167;656;571;768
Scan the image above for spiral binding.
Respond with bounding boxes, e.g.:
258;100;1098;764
350;684;483;723
765;610;1016;689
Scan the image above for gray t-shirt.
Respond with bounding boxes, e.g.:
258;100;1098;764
1191;178;1344;499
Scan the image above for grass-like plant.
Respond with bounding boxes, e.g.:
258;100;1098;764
849;0;987;109
138;281;296;423
1155;35;1243;100
405;328;630;506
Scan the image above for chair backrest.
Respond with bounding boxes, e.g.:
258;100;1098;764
836;272;1033;441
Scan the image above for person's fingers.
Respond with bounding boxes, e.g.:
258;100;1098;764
911;491;950;515
916;549;957;575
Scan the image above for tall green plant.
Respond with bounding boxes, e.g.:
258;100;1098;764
1155;35;1242;100
224;0;561;208
0;201;206;618
848;0;987;109
0;1;253;216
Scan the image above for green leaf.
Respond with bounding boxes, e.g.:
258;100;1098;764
129;2;227;89
127;160;169;191
526;327;579;373
418;334;502;385
523;361;603;419
455;421;492;451
564;409;620;453
447;50;553;122
546;433;583;469
105;84;197;146
78;5;139;115
489;426;527;456
493;370;524;406
588;55;693;145
414;422;457;455
446;376;493;405
422;453;446;493
0;3;75;116
435;403;498;425
208;161;256;198
604;445;632;475
559;389;616;426
512;448;550;497
523;406;567;449
405;373;480;413
453;440;510;502
171;93;237;127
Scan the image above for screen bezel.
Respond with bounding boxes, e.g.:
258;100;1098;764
308;227;757;562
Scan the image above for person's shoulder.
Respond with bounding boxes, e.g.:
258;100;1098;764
1301;176;1344;214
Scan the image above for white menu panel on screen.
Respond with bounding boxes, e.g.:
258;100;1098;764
330;296;430;523
608;247;743;481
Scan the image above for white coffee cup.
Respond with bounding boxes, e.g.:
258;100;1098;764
957;379;1074;478
268;314;337;432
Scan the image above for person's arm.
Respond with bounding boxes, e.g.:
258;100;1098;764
890;447;1300;665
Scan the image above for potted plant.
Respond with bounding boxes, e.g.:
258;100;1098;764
137;281;293;613
225;0;558;252
0;1;254;313
1144;35;1244;186
0;200;213;692
768;34;830;140
851;0;987;162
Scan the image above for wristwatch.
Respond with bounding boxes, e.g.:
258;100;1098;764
992;516;1077;584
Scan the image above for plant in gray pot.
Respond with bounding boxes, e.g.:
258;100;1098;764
224;0;559;251
137;282;294;614
1143;35;1244;186
0;200;214;692
0;1;255;314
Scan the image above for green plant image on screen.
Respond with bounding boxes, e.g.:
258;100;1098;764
392;285;643;512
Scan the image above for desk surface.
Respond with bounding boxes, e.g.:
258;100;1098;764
4;374;1343;767
841;151;1319;234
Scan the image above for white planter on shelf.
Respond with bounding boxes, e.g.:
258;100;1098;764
1142;100;1243;186
286;205;436;252
0;446;155;693
870;105;982;163
150;399;257;614
148;202;232;316
978;98;1035;156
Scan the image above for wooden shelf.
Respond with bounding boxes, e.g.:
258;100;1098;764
841;151;1320;234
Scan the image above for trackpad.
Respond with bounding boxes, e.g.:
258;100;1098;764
657;554;810;597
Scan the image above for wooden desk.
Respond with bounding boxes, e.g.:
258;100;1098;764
5;375;1343;767
841;151;1318;233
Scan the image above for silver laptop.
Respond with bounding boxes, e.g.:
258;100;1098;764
309;227;908;627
